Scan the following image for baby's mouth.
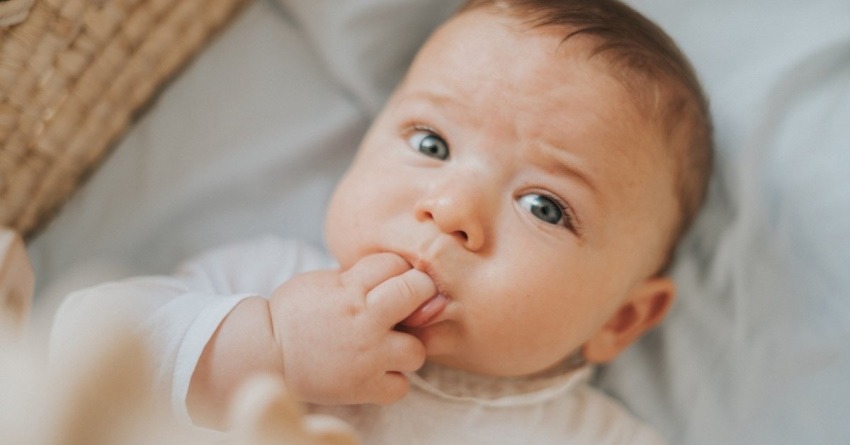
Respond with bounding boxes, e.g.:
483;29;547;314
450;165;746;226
399;293;449;328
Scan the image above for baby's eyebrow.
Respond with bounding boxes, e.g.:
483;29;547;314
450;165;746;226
537;144;601;198
397;89;459;109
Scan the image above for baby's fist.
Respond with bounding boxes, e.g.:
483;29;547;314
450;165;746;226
268;253;436;405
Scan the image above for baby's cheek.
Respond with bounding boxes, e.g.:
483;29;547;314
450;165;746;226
325;220;377;271
324;189;364;263
323;216;353;267
324;231;356;270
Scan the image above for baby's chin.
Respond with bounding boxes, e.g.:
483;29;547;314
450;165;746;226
422;355;534;378
420;346;522;377
422;346;582;378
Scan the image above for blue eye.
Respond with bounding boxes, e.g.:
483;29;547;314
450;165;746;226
519;194;564;225
408;131;449;160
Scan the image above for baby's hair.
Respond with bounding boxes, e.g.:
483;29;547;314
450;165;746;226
461;0;714;272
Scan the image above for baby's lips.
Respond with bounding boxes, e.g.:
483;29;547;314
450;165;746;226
400;294;448;328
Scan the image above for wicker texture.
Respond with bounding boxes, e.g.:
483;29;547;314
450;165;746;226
0;0;250;239
0;0;37;27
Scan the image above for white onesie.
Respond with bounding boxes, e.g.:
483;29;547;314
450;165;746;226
51;235;665;445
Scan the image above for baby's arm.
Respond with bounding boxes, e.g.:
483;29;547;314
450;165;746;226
188;253;436;427
51;237;329;423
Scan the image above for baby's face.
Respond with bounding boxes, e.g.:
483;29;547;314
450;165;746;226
325;8;678;376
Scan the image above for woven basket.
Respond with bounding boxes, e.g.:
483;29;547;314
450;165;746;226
0;0;250;240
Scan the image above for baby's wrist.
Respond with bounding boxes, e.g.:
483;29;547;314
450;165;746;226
187;296;284;427
262;298;286;379
256;297;285;375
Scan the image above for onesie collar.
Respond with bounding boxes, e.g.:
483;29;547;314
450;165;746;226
406;361;593;407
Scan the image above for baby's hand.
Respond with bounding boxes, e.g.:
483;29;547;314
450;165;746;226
268;253;435;405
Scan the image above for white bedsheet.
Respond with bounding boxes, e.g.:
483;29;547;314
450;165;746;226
28;0;850;443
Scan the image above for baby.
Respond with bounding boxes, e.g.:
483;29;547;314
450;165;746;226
53;0;712;443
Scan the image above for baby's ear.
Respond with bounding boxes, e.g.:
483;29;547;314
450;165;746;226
582;277;676;364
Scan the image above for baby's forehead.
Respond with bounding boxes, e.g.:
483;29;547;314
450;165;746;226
437;8;679;107
410;11;623;95
422;10;653;103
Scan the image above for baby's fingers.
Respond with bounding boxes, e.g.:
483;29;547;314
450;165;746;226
340;253;410;291
381;331;426;373
371;372;411;405
366;268;436;327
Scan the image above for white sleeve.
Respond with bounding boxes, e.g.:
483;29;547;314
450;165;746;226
50;235;333;423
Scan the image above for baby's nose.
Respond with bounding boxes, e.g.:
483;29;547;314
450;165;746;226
414;192;487;252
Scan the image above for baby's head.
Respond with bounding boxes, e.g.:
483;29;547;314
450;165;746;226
325;0;713;376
